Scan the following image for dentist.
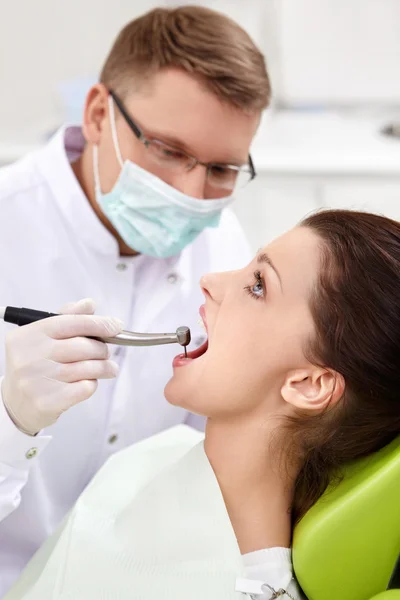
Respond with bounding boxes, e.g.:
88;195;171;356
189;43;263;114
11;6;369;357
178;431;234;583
0;5;270;595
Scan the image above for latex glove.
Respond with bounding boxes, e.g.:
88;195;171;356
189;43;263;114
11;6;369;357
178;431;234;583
1;299;123;436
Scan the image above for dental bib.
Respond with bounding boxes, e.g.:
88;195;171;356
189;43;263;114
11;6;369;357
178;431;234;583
5;427;295;600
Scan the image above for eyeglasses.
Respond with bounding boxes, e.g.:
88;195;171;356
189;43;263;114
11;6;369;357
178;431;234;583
109;90;256;196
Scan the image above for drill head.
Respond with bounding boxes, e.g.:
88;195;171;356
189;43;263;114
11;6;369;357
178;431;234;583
176;326;191;356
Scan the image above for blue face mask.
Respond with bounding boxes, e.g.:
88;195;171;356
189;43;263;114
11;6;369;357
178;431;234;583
93;99;234;258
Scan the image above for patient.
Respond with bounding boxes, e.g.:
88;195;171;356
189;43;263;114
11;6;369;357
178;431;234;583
5;209;400;600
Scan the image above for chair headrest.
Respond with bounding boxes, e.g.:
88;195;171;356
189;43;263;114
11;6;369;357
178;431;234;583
293;436;400;600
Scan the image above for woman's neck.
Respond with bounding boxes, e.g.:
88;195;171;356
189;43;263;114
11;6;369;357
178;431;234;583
204;416;295;555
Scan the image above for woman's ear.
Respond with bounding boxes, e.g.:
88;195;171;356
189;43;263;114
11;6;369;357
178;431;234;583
281;367;344;413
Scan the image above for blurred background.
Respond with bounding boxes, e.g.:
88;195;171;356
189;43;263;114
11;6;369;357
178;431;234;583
1;0;400;252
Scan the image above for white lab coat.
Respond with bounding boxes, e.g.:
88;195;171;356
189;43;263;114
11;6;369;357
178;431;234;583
0;127;251;596
4;426;301;600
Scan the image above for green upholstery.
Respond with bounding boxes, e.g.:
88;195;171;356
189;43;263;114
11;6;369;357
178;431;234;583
292;436;400;600
369;593;400;599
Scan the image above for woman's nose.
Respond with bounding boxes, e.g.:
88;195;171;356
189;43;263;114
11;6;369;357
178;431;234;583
200;271;232;304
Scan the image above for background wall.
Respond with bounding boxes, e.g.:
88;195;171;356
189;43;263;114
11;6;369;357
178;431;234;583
277;0;400;106
0;0;162;138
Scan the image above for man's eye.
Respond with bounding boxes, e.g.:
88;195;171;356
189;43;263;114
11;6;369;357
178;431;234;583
210;165;236;182
151;141;186;162
161;148;185;159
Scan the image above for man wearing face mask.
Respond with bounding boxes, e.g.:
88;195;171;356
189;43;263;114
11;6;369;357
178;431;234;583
0;5;270;595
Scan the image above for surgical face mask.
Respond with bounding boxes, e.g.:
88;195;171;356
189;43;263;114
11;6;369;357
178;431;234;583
93;98;234;258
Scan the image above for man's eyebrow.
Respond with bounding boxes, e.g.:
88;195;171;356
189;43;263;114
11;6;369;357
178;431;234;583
143;128;247;165
147;130;194;153
257;252;282;288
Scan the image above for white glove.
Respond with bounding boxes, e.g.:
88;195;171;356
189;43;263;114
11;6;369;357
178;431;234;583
1;299;123;436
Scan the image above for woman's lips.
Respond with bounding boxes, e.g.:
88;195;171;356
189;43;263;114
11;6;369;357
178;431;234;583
173;305;208;368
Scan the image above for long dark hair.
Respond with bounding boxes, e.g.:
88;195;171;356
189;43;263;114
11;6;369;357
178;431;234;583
290;209;400;523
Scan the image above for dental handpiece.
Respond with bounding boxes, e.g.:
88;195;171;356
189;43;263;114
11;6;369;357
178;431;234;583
0;306;191;352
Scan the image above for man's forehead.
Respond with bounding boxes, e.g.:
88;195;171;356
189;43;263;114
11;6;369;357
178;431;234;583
124;74;259;163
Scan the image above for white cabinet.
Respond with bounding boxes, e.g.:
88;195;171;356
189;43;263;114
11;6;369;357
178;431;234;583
233;111;400;254
321;179;400;221
233;174;400;255
233;176;318;252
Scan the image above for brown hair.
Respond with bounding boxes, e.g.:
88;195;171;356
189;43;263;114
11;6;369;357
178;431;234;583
291;209;400;523
100;6;270;112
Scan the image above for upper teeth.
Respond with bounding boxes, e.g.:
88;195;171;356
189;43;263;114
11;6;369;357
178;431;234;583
198;318;206;332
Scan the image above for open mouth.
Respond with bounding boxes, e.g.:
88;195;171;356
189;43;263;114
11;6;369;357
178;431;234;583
185;337;208;360
173;305;209;368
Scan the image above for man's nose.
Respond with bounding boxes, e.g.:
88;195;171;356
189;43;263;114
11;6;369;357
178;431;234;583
171;165;207;199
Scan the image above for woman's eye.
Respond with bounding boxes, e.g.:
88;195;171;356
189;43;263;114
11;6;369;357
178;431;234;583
252;280;264;296
244;271;265;300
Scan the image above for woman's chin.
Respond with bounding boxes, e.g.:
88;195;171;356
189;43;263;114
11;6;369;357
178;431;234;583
164;377;187;408
164;377;204;415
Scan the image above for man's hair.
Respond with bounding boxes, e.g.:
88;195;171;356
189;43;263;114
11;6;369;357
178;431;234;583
100;6;270;112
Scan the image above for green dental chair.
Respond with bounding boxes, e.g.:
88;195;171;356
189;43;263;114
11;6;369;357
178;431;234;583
292;436;400;600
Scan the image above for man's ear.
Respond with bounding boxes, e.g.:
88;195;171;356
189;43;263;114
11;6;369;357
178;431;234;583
81;83;109;145
281;367;344;413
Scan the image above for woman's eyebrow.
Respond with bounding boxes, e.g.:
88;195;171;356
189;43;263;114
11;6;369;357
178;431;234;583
257;252;282;289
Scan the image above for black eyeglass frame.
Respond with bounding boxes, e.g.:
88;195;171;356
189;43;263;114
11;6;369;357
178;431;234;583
108;89;257;185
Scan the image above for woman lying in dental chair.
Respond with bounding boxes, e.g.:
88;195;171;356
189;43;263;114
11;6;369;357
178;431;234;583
5;209;400;600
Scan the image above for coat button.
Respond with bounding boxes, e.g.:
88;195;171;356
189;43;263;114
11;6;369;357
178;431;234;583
26;447;38;459
167;273;178;284
108;434;118;444
116;263;127;271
